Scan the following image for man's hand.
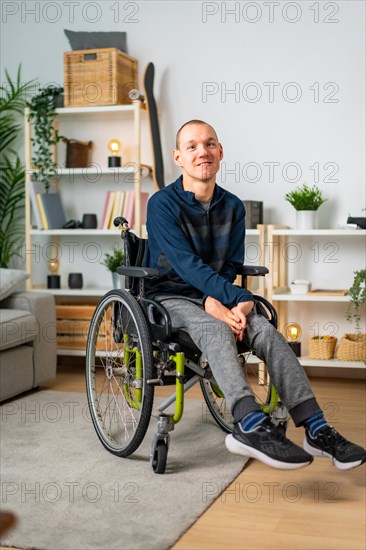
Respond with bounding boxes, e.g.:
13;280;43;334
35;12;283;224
204;296;254;341
231;301;254;341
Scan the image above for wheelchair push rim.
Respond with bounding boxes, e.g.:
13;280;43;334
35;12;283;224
86;290;154;457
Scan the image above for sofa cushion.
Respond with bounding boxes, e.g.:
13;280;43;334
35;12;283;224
0;309;37;351
0;269;30;301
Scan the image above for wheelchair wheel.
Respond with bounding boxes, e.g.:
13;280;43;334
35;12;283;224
151;439;168;474
86;290;154;457
200;352;274;434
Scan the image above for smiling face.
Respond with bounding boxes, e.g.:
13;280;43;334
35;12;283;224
173;122;223;190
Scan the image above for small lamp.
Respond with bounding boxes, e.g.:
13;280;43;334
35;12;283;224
47;258;60;289
108;139;121;167
286;322;302;357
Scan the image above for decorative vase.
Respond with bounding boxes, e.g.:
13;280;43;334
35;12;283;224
68;273;83;289
112;271;124;289
296;210;318;230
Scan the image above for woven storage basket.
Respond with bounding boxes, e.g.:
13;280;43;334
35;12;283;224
64;139;92;168
308;336;337;360
64;48;138;107
336;334;366;362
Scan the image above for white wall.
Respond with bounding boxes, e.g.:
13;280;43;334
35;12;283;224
1;0;365;339
2;0;365;224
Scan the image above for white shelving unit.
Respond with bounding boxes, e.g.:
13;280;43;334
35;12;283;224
24;102;155;356
267;226;366;372
24;102;151;292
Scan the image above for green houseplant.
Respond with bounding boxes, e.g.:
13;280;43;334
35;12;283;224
285;184;327;210
101;244;124;289
285;184;327;229
0;66;35;267
26;85;63;192
336;269;366;363
346;269;366;333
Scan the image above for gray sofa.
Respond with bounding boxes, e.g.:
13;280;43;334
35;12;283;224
0;291;57;402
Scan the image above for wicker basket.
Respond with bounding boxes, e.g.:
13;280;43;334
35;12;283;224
308;336;337;360
336;334;366;362
64;48;138;108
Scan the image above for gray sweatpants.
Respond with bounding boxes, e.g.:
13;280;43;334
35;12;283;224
158;297;321;427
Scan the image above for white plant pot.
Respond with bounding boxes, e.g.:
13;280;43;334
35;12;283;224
112;271;124;289
296;210;318;230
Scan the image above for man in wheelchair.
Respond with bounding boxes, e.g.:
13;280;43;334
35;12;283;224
142;119;366;471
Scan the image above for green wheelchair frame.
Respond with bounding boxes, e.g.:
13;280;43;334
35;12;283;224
85;218;287;474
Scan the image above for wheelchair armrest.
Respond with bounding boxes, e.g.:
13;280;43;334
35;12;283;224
240;265;269;277
116;266;159;278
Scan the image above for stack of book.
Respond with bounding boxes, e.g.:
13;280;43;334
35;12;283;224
101;190;149;230
29;182;67;230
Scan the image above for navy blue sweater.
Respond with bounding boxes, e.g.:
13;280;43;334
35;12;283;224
144;176;253;307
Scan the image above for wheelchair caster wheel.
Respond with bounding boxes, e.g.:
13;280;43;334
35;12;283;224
151;439;168;474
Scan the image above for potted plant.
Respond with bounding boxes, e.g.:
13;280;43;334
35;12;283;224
26;85;64;192
0;66;35;267
337;269;366;363
101;244;124;288
345;269;366;333
284;183;327;229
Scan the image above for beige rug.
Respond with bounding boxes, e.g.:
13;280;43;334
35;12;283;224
0;390;248;550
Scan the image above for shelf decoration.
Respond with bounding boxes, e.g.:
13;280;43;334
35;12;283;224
27;85;64;192
309;336;337;360
47;257;60;289
101;244;124;289
336;334;366;362
284;184;327;230
64;138;93;168
285;322;302;357
108;138;121;167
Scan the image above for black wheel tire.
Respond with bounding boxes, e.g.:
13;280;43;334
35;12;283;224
86;290;154;457
152;440;168;474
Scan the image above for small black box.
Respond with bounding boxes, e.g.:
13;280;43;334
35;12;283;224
243;201;263;229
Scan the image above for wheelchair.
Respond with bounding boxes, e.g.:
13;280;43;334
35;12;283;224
85;217;288;474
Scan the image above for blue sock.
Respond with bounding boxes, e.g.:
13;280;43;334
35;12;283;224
304;412;328;438
240;410;267;432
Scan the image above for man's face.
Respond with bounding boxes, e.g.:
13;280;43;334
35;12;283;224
173;123;223;183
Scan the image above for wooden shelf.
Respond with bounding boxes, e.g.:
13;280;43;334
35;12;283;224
55;105;137;115
299;356;365;369
272;292;350;302
271;229;366;236
31;288;110;297
30;229;121;236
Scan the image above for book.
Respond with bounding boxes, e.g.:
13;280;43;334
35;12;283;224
124;191;134;225
29;181;56;229
100;191;111;229
39;193;67;229
102;191;116;230
109;191;125;229
36;193;49;230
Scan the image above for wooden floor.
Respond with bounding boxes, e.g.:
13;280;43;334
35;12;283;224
2;363;366;549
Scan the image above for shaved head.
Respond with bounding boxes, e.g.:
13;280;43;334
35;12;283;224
176;120;218;149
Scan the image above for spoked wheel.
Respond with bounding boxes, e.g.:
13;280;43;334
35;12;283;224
200;352;278;434
86;290;154;457
151;439;168;474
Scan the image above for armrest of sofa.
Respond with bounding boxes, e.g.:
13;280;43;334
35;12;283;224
1;291;57;386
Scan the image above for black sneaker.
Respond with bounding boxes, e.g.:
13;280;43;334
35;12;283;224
304;426;366;470
225;418;313;470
